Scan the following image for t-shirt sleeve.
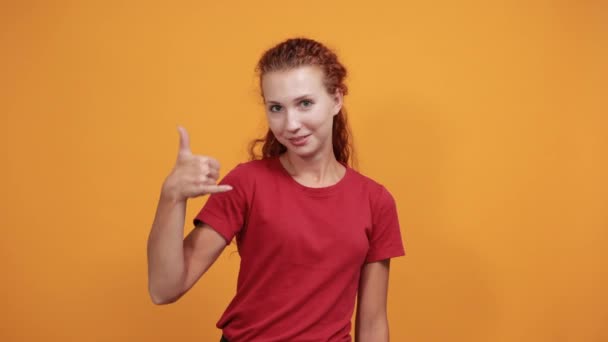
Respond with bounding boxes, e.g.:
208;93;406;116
365;186;406;263
193;163;250;245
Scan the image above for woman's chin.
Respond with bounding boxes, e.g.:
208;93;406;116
283;138;331;159
288;145;324;160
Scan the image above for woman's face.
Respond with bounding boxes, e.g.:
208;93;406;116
261;66;342;160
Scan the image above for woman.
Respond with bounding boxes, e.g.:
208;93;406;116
147;37;406;341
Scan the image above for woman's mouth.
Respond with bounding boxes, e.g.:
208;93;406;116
289;134;310;146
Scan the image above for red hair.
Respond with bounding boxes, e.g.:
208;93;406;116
248;37;356;167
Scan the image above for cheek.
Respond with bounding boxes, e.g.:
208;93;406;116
266;115;282;129
266;115;285;137
305;108;333;130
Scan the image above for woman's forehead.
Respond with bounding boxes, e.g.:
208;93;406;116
262;66;325;101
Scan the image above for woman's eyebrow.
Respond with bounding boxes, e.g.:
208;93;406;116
266;94;313;105
292;94;313;102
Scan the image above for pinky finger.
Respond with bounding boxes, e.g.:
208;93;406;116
203;184;233;194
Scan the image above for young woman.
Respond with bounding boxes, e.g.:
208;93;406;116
147;37;406;342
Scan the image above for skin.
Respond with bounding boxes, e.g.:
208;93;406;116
147;64;391;341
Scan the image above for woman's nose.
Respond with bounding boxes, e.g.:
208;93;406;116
285;110;301;132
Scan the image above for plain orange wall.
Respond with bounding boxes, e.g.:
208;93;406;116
1;1;606;341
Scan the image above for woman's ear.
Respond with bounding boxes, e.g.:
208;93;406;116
332;89;343;116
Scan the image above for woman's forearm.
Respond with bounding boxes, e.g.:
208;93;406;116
146;190;188;304
355;316;389;342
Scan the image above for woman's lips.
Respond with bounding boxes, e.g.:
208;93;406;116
289;134;310;146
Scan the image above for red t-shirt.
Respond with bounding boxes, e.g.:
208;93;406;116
194;157;406;341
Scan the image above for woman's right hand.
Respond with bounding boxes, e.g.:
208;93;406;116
161;126;233;201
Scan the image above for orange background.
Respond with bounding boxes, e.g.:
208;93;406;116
1;1;607;341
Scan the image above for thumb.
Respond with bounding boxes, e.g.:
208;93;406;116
177;126;191;158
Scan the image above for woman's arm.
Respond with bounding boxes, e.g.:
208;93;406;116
355;259;391;342
147;193;227;305
147;126;231;304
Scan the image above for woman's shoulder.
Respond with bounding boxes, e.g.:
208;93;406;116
347;167;386;190
228;157;277;173
346;167;396;203
221;157;279;181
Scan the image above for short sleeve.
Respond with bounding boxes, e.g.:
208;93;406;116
193;163;250;245
365;186;406;263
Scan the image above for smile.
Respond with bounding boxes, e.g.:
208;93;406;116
288;134;311;146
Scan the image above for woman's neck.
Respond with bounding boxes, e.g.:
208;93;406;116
280;151;346;188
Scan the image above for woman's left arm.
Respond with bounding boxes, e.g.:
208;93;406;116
355;258;391;342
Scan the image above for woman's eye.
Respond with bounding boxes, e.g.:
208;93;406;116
269;105;282;112
300;100;313;107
